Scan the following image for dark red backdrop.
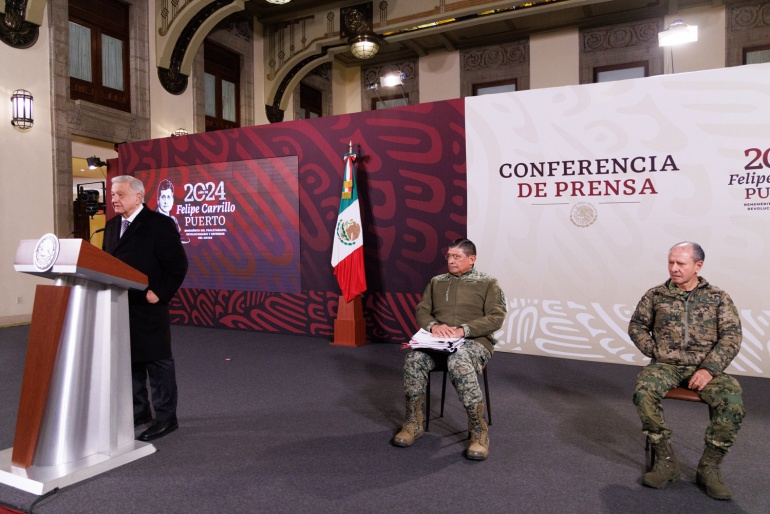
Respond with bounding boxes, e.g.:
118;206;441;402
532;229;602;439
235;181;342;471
115;99;467;343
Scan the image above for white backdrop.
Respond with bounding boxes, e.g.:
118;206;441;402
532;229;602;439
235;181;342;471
466;63;770;378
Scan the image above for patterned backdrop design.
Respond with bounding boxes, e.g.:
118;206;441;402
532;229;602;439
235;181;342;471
117;100;466;343
495;298;770;377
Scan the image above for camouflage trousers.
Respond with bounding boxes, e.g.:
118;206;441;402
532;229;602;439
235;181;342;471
403;340;491;409
633;362;745;451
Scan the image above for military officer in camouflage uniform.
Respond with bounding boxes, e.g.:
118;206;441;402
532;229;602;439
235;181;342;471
629;241;744;500
392;238;506;460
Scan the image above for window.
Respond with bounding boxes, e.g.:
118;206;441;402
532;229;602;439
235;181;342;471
371;94;409;110
69;0;131;112
745;44;770;65
594;62;648;83
204;41;241;131
473;79;517;96
299;83;322;119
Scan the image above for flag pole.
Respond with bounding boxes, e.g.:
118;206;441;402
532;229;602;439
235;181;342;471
331;141;367;347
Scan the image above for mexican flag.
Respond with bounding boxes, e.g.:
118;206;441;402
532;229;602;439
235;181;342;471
331;149;367;302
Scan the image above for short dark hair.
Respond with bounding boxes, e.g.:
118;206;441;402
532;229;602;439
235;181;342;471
158;179;174;200
671;241;705;263
448;238;476;257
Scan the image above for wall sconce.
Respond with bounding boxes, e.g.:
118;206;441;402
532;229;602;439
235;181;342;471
658;19;698;47
172;128;188;137
86;156;107;169
11;89;33;130
349;33;382;59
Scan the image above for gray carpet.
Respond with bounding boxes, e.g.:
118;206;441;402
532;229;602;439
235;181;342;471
0;324;768;514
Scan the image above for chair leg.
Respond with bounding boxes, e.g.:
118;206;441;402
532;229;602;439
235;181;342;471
482;368;491;425
439;370;448;418
425;372;432;432
428;366;491;431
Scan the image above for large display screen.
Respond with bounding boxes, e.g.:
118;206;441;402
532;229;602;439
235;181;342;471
135;156;300;293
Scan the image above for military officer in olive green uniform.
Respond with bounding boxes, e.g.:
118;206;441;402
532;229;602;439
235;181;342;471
629;241;744;500
392;238;506;460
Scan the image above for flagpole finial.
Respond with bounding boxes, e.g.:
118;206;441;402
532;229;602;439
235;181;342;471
349;140;353;154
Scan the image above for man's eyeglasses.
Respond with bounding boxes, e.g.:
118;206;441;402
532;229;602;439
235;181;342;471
445;253;466;261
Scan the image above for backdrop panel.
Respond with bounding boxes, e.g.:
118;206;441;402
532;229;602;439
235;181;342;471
466;63;770;377
117;100;467;342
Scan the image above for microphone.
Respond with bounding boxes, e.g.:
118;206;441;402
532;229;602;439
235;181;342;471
90;228;105;242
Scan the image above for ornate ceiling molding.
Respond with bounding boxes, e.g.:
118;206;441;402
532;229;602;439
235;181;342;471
266;50;330;123
582;21;659;53
157;0;244;94
731;2;770;30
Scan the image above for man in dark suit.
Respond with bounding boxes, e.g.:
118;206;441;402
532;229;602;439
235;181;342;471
103;175;188;442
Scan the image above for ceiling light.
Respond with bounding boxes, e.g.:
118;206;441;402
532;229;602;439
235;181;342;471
349;33;381;59
266;0;291;4
658;19;698;47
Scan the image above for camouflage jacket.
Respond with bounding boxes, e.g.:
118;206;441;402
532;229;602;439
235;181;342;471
628;277;742;376
415;267;507;354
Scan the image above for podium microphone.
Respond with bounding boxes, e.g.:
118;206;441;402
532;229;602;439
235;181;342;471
90;228;105;242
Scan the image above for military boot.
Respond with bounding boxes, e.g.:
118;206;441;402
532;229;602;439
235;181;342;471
643;440;681;489
392;395;424;447
466;403;489;460
696;446;732;500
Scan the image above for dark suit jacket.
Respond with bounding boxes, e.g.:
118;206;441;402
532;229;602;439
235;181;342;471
103;205;188;363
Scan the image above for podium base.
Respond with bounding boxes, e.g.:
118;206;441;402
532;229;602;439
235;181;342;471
331;295;367;347
0;441;155;495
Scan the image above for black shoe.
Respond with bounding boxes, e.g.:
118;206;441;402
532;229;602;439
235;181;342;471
138;420;178;442
134;414;153;428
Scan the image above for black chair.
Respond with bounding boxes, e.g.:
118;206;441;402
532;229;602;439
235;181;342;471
644;386;712;469
425;353;491;431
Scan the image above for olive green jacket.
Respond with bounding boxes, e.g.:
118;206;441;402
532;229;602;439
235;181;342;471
415;267;507;354
628;277;742;376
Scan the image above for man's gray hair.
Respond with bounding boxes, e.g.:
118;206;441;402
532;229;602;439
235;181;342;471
671;241;705;263
112;175;145;197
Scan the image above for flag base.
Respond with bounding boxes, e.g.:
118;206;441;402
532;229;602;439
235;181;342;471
331;295;367;347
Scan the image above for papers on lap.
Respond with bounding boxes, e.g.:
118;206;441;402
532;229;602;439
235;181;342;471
404;328;466;353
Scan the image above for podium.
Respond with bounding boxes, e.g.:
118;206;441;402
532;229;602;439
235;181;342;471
0;236;155;495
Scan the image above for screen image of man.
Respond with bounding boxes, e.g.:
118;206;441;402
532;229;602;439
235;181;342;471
629;241;744;500
156;179;190;243
392;238;507;460
103;175;189;442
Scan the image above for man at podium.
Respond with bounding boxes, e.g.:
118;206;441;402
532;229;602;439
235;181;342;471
103;175;188;442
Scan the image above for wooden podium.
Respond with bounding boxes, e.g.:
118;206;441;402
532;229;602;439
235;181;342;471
0;236;155;495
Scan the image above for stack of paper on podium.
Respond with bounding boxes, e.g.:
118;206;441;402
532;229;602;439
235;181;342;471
405;328;465;353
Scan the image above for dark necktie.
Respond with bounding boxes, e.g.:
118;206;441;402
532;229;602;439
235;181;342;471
120;218;130;237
